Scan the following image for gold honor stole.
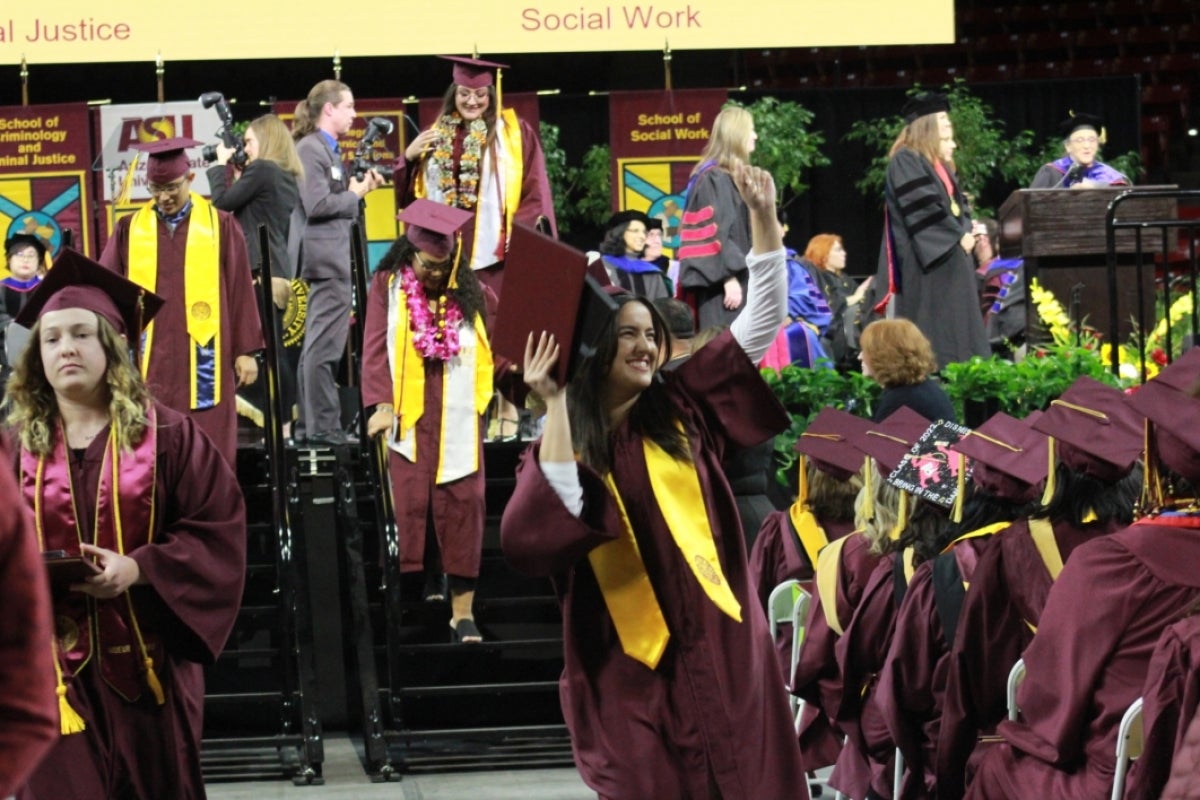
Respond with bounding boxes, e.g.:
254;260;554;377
1023;518;1066;633
129;194;222;409
387;273;493;483
24;411;163;733
816;534;855;635
589;436;742;669
789;502;831;569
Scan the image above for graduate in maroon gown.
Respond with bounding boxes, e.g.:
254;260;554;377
0;439;56;798
501;165;807;799
938;396;1142;799
748;407;866;770
397;56;556;297
964;368;1200;799
362;201;500;642
6;252;247;800
99;137;264;467
800;406;929;798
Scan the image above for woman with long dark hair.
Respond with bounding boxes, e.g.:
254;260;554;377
361;201;499;642
501;165;807;797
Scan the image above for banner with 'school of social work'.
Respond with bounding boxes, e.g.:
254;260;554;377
0;102;95;259
608;89;727;257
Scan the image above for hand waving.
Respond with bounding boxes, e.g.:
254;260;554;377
524;332;563;400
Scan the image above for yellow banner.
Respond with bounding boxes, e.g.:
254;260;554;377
0;1;953;64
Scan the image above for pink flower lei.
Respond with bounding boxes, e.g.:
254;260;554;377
400;266;465;361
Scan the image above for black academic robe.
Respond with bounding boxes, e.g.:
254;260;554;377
678;167;751;331
873;148;989;368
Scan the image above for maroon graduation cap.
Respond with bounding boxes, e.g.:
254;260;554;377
131;136;203;184
440;56;509;89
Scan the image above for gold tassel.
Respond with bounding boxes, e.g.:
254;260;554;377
448;234;464;290
1139;418;1163;518
890;490;909;540
952;452;966;524
797;455;809;507
143;657;166;705
860;457;875;521
1040;437;1057;507
52;640;86;735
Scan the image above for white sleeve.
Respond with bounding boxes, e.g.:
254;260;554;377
540;461;584;517
730;247;787;364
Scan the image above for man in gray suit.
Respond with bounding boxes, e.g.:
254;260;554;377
293;79;383;445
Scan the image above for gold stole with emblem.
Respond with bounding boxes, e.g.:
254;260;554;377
128;194;223;408
588;432;742;669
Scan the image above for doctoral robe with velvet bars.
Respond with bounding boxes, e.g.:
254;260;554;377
500;333;806;800
872;147;988;368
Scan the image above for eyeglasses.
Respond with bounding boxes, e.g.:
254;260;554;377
415;252;452;272
9;251;40;261
1069;135;1099;145
147;178;189;195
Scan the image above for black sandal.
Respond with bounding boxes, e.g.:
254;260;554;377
451;618;483;644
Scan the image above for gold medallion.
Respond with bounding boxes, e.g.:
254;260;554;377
190;301;212;320
693;555;723;586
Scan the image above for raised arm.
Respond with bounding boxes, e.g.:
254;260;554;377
728;162;787;363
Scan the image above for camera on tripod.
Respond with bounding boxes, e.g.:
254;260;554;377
352;117;395;182
199;91;247;167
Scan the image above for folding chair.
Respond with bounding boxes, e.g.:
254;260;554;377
788;588;812;712
1007;659;1027;721
1110;697;1144;800
768;579;801;640
894;748;906;799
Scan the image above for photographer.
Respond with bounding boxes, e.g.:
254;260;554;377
207;114;304;435
292;79;383;446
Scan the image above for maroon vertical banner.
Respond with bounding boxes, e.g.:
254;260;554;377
0;102;96;259
608;89;728;254
275;97;407;271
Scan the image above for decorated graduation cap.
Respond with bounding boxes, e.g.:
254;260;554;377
951;411;1049;504
132;136;203;184
888;419;974;511
1059;111;1106;142
398;199;474;287
5;232;48;261
15;248;164;340
440;55;508;89
902;91;950;124
1128;347;1200;487
1032;376;1145;505
492;222;620;386
604;209;651;232
851;406;932;532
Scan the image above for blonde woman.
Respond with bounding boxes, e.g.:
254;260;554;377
678;105;757;329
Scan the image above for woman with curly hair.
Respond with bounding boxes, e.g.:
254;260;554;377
9;252;246;800
398;56;556;298
860;317;957;423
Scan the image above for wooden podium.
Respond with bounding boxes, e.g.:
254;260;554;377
998;186;1178;341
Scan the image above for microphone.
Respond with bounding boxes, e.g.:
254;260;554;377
1063;160;1085;186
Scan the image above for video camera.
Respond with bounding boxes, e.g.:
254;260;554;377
199;91;247;167
352;117;395;182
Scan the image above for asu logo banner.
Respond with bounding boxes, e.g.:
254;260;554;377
0;102;93;258
609;89;726;255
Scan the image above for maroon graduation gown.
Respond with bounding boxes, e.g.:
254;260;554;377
1162;672;1200;800
835;551;902;799
792;531;882;784
361;269;506;577
875;534;992;800
396;115;557;276
966;522;1200;800
937;517;1123;799
0;444;56;798
748;509;853;769
20;403;247;800
1126;615;1200;800
500;333;806;800
99;205;265;466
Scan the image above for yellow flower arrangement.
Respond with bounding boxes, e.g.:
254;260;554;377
1028;278;1073;345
